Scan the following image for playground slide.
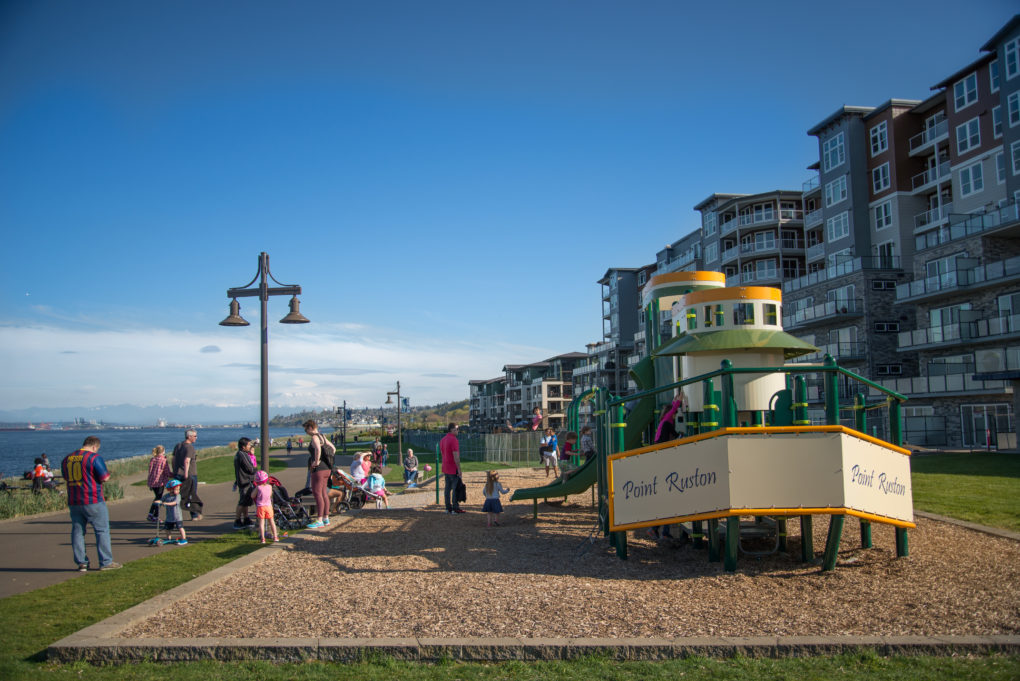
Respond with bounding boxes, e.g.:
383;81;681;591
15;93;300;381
624;356;656;450
509;455;597;502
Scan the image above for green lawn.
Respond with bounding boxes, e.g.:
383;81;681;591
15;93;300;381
130;455;288;487
911;452;1020;531
382;459;518;485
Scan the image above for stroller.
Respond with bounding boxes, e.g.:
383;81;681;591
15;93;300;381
331;469;386;510
268;475;311;530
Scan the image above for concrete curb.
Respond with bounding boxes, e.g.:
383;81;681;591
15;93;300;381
914;510;1020;542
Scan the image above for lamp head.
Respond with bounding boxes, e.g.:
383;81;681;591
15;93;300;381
385;395;393;404
279;296;310;324
219;299;250;327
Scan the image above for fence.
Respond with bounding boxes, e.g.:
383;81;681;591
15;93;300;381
403;430;544;466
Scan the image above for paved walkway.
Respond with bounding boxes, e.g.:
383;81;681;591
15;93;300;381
0;451;429;599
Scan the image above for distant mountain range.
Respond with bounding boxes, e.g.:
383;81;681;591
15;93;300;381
0;404;306;426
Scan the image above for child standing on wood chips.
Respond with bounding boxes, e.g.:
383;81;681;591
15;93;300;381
482;471;510;528
252;470;280;544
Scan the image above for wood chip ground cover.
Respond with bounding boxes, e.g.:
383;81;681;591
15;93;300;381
121;468;1020;640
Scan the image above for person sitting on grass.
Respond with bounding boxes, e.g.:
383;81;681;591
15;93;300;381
403;448;419;487
161;479;187;545
366;464;389;509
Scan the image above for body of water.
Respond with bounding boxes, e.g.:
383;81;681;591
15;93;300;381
0;426;338;478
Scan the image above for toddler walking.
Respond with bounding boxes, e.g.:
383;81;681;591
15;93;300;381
161;479;187;545
252;470;280;543
366;464;389;508
482;471;510;527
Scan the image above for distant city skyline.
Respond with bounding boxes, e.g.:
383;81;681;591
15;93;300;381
0;1;1014;412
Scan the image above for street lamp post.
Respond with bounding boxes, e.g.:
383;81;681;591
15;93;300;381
219;251;309;471
335;400;347;454
385;381;402;467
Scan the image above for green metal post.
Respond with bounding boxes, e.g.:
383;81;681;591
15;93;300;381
692;520;705;549
724;516;739;572
793;376;809;426
701;378;717;433
860;519;872;548
611;402;627;559
890;399;903;446
821;515;845;571
895;527;909;557
800;515;814;562
752;411;763;426
854;392;867;433
777;518;787;552
720;359;736;428
435;443;441;506
707;519;720;562
823;354;839;425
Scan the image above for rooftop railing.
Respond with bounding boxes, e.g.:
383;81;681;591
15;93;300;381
803;175;820;193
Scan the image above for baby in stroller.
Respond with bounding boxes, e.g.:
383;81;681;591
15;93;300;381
330;468;387;510
267;475;311;530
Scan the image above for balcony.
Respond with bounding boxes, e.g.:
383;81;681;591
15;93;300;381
720;216;739;235
895;255;1020;302
898;313;1020;350
740;269;780;284
911;161;951;193
914;201;1020;251
803;175;821;194
783;256;902;293
914;203;953;231
805;242;826;262
868;374;1008;399
740;240;779;256
720;245;739;263
908;118;948;156
805;208;823;228
792;341;869;363
783;298;864;330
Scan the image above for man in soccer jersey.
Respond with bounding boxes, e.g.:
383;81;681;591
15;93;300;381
62;436;120;571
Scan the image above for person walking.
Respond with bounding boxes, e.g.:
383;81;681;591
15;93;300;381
440;423;464;514
146;445;170;522
61;436;120;571
233;437;258;530
303;419;336;529
171;429;203;520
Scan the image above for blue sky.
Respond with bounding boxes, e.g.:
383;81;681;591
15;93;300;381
0;1;1014;417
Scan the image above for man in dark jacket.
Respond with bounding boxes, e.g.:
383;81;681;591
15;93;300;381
233;437;258;530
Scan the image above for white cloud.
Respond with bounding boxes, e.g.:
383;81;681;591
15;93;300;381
0;322;549;410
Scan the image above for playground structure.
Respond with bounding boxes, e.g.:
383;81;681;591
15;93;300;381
511;272;914;572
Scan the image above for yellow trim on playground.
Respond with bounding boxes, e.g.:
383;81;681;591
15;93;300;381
646;271;726;289
682;286;783;305
606;425;911;462
609;507;916;532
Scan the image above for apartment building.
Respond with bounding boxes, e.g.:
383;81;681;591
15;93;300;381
468;377;506;432
695;191;807;287
501;352;588;431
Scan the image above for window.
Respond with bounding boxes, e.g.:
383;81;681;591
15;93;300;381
733;303;755;325
876;365;903;376
686;309;697;331
824;176;847;206
703;211;717;236
704;242;718;263
763;304;778;326
828;247;852;266
1009;92;1020;128
1013;141;1020;176
873;200;892;230
872;163;890;193
953;73;978;111
998;152;1006;184
823;132;845;171
827;284;855;311
703;304;723;328
780;201;798;219
874;322;900;332
930;303;971;342
990;59;1000;92
993;106;1003;138
755;259;777;280
1007;37;1020;80
870;121;888;156
961;404;1013;448
871;280;896;290
956;118;980;154
753;202;775;223
877;241;895;268
827;211;850;242
959;162;984;197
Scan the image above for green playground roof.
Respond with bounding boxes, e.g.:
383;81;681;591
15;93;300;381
652;329;818;360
